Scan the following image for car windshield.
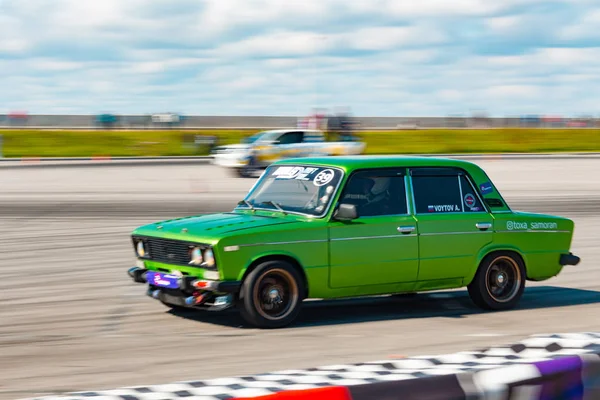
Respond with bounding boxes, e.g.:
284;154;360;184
238;165;344;216
243;130;281;144
242;133;263;144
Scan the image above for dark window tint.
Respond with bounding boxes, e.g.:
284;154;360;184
459;175;485;212
412;175;462;213
412;169;486;214
341;169;407;217
278;131;304;144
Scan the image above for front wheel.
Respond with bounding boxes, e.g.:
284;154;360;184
232;167;252;178
232;166;263;178
238;260;304;329
468;252;526;310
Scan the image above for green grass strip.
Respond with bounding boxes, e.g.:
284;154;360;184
1;128;599;157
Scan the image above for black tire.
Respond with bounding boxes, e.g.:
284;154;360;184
468;251;526;311
238;260;304;329
232;167;251;178
232;166;264;178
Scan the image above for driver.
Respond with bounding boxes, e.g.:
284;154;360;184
343;176;392;216
360;176;392;216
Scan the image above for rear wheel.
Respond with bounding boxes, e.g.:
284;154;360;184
468;252;525;310
238;260;304;329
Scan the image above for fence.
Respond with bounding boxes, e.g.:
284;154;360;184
1;115;599;130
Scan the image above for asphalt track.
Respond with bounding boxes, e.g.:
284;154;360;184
1;158;599;399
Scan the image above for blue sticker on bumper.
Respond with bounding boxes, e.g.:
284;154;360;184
147;272;180;289
480;182;494;195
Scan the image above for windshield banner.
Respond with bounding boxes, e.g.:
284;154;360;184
272;166;339;186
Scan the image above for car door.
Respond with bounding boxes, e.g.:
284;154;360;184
328;168;419;289
277;131;305;159
254;131;304;166
409;167;494;282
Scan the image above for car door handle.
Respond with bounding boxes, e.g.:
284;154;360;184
397;226;415;234
476;222;492;231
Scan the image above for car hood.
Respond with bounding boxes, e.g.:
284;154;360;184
132;212;300;243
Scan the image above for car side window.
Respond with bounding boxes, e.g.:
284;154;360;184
411;168;484;214
278;131;304;144
340;169;408;217
459;175;485;212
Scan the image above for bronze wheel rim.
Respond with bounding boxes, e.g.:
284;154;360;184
485;256;521;303
252;268;299;321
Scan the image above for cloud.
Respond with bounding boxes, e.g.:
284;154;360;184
343;26;446;51
216;31;331;58
128;58;210;74
0;39;30;54
485;16;522;32
558;9;600;40
384;0;501;17
485;84;540;98
29;59;85;71
0;0;599;116
536;47;600;66
197;0;328;35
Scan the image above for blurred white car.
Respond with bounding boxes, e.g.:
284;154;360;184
211;129;366;177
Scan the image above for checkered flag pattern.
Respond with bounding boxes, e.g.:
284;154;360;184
24;332;600;400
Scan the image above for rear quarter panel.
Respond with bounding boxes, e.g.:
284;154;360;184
460;161;575;283
468;212;575;283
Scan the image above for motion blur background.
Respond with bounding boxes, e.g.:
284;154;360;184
2;1;600;399
2;0;600;124
2;0;600;157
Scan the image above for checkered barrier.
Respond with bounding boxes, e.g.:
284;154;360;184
235;354;600;400
26;333;600;400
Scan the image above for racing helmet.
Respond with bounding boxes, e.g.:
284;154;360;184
369;177;391;196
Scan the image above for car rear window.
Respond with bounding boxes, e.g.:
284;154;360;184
411;168;484;214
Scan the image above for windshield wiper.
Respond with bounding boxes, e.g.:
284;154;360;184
259;201;286;214
237;200;254;210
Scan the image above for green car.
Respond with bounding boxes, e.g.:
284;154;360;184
128;156;580;328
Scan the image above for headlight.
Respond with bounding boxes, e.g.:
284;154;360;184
188;247;203;265
203;248;215;268
136;240;147;258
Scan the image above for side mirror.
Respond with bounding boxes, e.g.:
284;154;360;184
333;203;358;221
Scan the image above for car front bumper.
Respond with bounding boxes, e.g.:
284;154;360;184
127;267;241;310
211;154;250;168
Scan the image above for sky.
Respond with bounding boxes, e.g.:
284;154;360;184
1;0;600;116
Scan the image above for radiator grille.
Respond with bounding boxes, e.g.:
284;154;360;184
133;236;211;268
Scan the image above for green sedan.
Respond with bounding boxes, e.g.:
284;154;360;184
128;156;580;328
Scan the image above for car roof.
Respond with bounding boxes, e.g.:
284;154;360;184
273;155;479;173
